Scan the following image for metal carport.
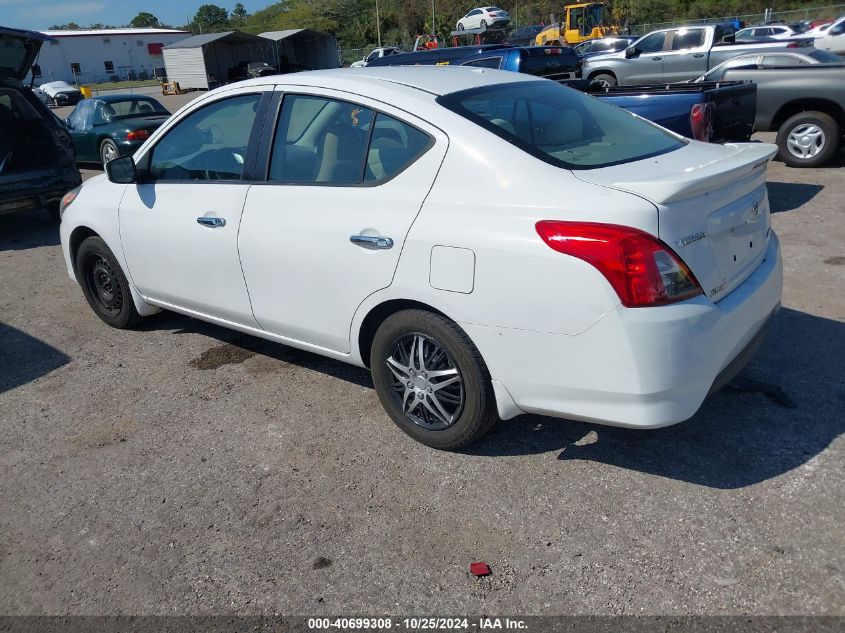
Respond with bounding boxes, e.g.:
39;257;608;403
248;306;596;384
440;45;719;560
162;31;275;90
259;29;339;71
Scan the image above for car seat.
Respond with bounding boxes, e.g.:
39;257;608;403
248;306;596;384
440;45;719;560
315;125;365;183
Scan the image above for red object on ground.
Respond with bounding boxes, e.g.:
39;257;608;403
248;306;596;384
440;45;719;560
469;562;491;576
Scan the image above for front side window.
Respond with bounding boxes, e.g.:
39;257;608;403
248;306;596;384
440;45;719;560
671;29;705;50
149;93;261;181
636;32;667;53
437;81;685;170
269;94;431;185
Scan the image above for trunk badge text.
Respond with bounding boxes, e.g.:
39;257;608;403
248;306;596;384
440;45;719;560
677;231;707;247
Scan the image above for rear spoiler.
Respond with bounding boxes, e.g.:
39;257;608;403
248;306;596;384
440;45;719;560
606;143;777;204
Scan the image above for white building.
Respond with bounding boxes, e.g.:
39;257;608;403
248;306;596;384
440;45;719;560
31;28;190;85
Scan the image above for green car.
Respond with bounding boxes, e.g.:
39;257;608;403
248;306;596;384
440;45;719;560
65;94;171;164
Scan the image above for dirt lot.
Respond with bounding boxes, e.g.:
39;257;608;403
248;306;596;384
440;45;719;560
0;89;843;615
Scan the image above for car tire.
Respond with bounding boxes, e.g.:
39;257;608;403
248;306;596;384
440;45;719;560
776;111;840;168
457;23;464;31
100;139;119;165
75;236;142;329
370;309;499;450
592;72;617;87
46;201;61;222
480;19;487;29
51;97;59;108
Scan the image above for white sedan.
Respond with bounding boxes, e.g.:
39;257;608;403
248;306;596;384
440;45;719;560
58;67;783;449
456;6;511;30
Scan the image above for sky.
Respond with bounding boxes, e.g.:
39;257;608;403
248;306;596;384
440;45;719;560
1;0;266;30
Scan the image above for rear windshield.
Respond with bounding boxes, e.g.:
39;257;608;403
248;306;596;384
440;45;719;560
809;49;843;62
437;81;685;170
521;50;579;78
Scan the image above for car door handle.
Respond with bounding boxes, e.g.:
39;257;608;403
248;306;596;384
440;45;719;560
197;216;226;228
693;53;705;58
652;56;663;61
350;234;394;249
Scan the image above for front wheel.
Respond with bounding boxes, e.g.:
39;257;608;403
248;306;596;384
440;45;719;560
591;72;617;88
457;23;465;31
100;139;119;165
480;19;487;29
776;111;839;168
370;310;499;450
75;236;142;329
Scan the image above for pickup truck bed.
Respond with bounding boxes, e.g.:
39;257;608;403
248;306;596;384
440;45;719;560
581;80;757;143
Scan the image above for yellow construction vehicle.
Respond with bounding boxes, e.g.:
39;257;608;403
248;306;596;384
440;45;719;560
535;2;619;46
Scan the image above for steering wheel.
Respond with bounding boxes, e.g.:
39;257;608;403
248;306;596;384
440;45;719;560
202;148;244;180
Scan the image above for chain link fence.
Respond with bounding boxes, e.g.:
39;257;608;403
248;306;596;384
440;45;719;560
630;3;845;35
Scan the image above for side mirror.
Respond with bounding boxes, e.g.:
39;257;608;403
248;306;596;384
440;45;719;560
106;155;137;184
625;45;639;58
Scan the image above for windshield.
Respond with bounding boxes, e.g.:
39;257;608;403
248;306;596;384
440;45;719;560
437;81;685;170
98;98;169;122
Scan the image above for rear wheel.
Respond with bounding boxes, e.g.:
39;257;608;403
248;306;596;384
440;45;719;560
480;19;487;29
75;236;142;329
100;139;119;165
371;310;498;450
592;72;617;87
457;23;465;31
776;111;839;168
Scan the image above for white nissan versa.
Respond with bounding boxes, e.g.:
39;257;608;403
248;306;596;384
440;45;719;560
59;67;783;449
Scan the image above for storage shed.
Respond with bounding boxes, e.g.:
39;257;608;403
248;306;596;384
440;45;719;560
162;31;275;90
259;29;339;71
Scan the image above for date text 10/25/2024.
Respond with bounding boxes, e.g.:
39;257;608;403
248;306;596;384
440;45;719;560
307;617;528;630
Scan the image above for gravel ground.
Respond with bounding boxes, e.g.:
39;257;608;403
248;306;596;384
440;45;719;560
0;93;843;616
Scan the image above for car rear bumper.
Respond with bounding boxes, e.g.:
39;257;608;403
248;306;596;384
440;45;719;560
462;232;783;427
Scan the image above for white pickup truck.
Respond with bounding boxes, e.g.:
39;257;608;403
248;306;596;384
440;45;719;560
582;24;818;86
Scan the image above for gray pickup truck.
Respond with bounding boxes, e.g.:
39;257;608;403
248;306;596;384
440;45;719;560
721;64;845;167
582;24;816;86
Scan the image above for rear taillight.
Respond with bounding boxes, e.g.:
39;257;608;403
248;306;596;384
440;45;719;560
544;47;563;55
535;221;703;307
126;129;151;141
690;102;713;142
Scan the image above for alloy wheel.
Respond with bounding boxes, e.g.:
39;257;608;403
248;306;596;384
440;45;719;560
384;333;464;430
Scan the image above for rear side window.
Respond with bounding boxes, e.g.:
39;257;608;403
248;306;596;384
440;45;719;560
269;94;432;185
761;54;805;66
671;29;705;50
437;81;685;170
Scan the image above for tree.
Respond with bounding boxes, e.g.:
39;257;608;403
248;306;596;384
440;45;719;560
131;12;161;28
194;4;230;32
48;22;81;30
230;3;249;26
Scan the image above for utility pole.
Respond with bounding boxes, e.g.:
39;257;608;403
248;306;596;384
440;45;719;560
432;0;436;35
376;0;382;47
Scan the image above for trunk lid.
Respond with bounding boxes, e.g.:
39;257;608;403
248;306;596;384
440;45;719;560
0;27;52;80
574;141;777;302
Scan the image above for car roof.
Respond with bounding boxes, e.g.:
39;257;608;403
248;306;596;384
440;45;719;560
227;66;538;98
